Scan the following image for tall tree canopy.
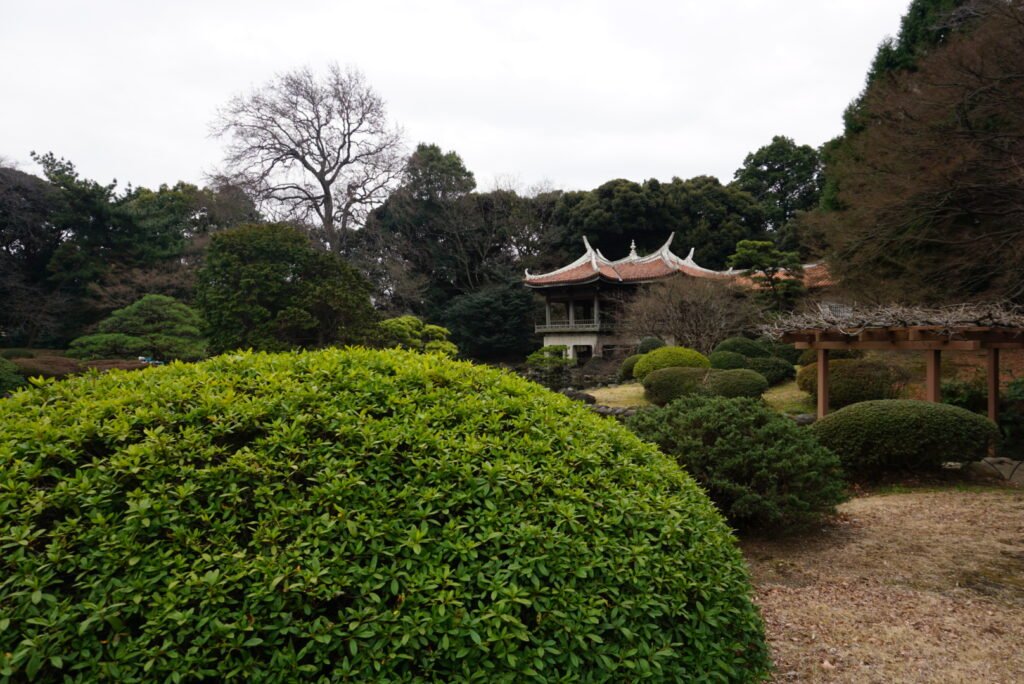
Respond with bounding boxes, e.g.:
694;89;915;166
213;64;403;254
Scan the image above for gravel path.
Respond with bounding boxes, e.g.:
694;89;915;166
742;488;1024;683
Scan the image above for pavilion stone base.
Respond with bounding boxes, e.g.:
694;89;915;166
542;333;642;360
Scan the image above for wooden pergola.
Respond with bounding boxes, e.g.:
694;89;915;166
770;305;1024;420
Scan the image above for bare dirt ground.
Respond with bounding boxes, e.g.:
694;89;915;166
742;487;1024;683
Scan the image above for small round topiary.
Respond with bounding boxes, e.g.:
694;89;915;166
627;396;847;531
633;346;710;380
713;337;769;359
744;356;796;386
797;359;910;408
710;350;748;370
811;399;1000;478
618;353;644;381
796;348;862;366
0;348;770;681
642;366;711;406
704;369;769;398
637;336;666;354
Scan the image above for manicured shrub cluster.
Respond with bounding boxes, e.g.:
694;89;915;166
0;349;770;681
744;356;796;386
797;360;910;408
637;336;666;354
618;353;644;381
812;400;1000;477
797;348;862;366
710;350;748;370
713;337;769;358
628;396;847;530
0;358;25;395
762;340;801;365
632;346;710;380
704;369;770;399
642;367;712;406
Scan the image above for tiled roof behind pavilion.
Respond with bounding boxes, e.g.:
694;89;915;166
523;233;831;289
524;234;735;287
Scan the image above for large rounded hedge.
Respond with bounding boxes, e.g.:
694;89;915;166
704;369;769;399
0;348;769;681
797;359;910;408
642;366;711;406
618;353;644;381
744;356;795;387
811;400;1000;477
709;350;748;370
713;337;769;359
637;337;666;354
628;396;847;531
633;346;710;380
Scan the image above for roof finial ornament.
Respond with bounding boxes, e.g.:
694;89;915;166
628;240;638;259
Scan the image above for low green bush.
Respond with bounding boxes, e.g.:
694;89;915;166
710;350;747;370
628;396;847;531
642;366;711;406
744;356;795;386
811;400;1000;477
763;340;801;365
637;336;666;354
618;353;644;381
797;348;862;366
0;349;771;681
797;360;910;408
525;344;573;389
705;369;769;398
713;337;769;358
0;358;25;395
375;315;459;357
633;346;710;380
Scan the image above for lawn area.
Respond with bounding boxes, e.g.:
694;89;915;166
587;382;649;408
744;486;1024;682
588;379;815;415
763;379;814;415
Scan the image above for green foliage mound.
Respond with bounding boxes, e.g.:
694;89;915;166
797;348;862;366
704;369;769;399
811;400;1000;478
0;349;770;681
619;353;644;381
642;367;711;406
797;360;910;408
628;396;847;531
524;344;574;390
710;350;748;370
0;357;25;395
632;346;710;380
713;337;769;359
68;294;207;361
374;315;458;357
637;337;666;354
744;356;795;386
764;341;801;365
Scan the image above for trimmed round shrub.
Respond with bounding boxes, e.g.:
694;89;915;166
744;356;796;386
633;346;710;380
637;336;666;354
0;357;25;395
642;366;711;406
766;342;801;365
812;400;1000;477
705;369;769;399
797;359;910;408
797;348;862;366
618;353;644;381
710;350;747;370
628;396;847;531
713;337;769;358
0;348;770;681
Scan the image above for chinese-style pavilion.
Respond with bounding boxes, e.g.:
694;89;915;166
523;233;830;359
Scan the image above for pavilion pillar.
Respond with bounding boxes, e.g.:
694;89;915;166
593;295;600;326
545;301;551;326
925;349;942;403
817;348;829;419
568;298;575;326
987;348;1000;423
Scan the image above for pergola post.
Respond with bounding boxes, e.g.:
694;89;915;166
925;349;942;403
816;348;829;419
987;348;1000;423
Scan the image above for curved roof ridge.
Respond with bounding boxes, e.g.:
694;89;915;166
525;236;599;280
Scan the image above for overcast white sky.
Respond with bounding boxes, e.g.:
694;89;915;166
1;0;908;192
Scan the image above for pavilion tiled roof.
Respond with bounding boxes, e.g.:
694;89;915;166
523;233;831;289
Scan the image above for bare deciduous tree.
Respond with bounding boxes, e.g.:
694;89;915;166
212;64;403;253
616;278;759;354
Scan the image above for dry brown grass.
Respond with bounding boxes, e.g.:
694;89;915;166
743;487;1024;683
587;383;650;408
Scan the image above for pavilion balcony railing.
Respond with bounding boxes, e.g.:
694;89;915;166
535;318;614;333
